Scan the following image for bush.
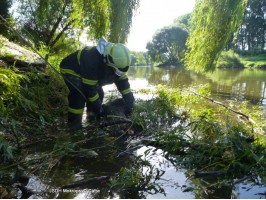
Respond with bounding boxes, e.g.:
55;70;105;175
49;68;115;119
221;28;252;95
0;66;67;136
216;50;244;68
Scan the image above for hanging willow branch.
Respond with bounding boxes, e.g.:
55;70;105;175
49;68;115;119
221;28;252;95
185;89;256;125
185;0;248;72
108;0;140;43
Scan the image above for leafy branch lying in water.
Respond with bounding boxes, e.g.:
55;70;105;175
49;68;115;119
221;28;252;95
130;84;265;182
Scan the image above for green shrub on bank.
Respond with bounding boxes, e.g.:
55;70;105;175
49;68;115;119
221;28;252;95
0;66;67;135
216;50;244;68
0;63;68;161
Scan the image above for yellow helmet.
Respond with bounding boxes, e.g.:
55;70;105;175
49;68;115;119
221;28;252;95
104;43;131;76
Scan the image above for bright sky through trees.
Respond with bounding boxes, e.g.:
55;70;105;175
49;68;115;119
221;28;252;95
127;0;195;52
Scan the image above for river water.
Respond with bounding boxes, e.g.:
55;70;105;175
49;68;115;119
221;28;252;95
127;66;266;111
7;66;266;199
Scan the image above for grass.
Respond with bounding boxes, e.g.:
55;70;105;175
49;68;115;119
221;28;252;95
242;54;266;68
0;63;68;162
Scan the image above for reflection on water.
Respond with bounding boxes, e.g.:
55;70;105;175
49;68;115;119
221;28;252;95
127;66;266;110
135;146;194;199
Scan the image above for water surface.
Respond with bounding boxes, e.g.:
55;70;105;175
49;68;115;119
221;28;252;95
127;66;266;110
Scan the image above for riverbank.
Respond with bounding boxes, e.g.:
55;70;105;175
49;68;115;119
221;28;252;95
0;35;68;162
0;37;265;199
243;55;266;69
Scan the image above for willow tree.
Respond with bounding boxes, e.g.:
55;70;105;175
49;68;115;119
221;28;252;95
17;0;110;54
16;0;139;56
108;0;139;43
185;0;248;72
71;0;110;40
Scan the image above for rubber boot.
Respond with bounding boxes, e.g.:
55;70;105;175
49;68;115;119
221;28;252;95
86;108;97;122
68;113;82;130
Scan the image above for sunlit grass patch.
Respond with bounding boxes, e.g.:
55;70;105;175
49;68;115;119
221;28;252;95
243;55;266;68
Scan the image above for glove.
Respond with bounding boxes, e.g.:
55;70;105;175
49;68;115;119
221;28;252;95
123;93;135;117
124;105;133;117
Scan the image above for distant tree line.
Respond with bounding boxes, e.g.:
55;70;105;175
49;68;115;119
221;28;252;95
227;0;266;55
145;0;264;70
130;51;149;66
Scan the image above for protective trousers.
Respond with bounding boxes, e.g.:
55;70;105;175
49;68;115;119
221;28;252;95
63;74;104;125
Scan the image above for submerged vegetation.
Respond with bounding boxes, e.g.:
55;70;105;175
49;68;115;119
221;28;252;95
132;85;265;173
106;84;265;197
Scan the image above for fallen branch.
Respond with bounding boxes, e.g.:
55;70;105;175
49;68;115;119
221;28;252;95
232;175;255;185
48;155;64;169
185;89;256;125
194;170;227;177
61;176;109;189
141;137;197;151
117;145;144;157
99;120;132;128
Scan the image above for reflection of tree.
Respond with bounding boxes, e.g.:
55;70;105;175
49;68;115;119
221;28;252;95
147;68;195;88
190;177;233;199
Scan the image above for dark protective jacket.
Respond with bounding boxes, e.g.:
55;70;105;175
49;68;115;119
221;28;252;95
60;46;134;115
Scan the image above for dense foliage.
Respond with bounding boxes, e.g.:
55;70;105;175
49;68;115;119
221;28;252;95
227;0;266;54
15;0;139;57
0;0;12;37
173;13;191;30
216;50;244;68
0;65;67;161
184;0;248;72
132;85;265;179
16;0;109;55
108;0;139;43
130;51;149;66
146;24;188;66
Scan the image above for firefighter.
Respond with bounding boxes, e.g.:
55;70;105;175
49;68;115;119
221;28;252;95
60;37;134;129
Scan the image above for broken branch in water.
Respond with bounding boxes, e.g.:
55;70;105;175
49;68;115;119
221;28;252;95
193;170;227;177
99;120;132;128
61;176;109;189
185;89;256;125
232;175;255;185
